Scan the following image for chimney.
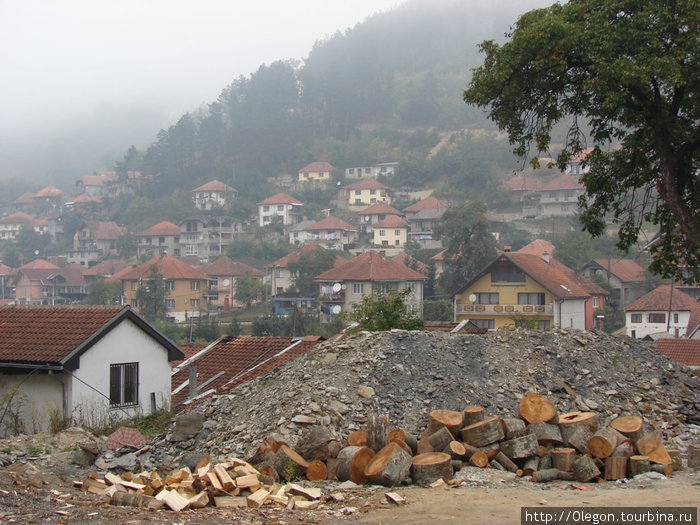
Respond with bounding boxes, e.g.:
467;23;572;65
504;245;512;252
188;365;198;399
542;252;550;263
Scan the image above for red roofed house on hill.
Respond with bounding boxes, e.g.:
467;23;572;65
136;221;181;258
297;161;335;183
266;244;346;297
624;284;699;339
315;250;426;319
0;212;39;241
119;253;208;322
69;221;126;267
581;258;651;307
302;216;358;251
192;180;238;210
198;256;264;310
359;201;404;234
336;179;391;210
373;215;410;248
533;174;585;217
11;192;35;212
402;196;447;249
344;162;397;179
453;249;607;331
257;193;304;227
13;266;87;305
0;305;183;434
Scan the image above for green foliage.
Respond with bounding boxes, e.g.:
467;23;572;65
498;223;532;252
434;201;498;294
423;299;453;322
150;319;186;342
116;234;137;260
135;265;168;320
344;288;424;331
227;239;293;264
86;276;123;305
553;228;625;271
234;272;265;308
94;409;172;439
14;226;50;261
192;316;222;342
1;246;21;268
251;314;343;338
464;0;700;283
288;248;339;297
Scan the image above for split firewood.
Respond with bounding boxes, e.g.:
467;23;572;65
273;445;309;481
428;409;464;436
335;446;375;484
411;452;452;486
526;422;563;445
588;428;627;459
551;448;575;472
385;492;406;505
647;443;672;465
187;491;210;509
288;483;322;500
610;415;644;442
499;434;539;459
246;488;270;509
214;496;247;508
367;413;390;453
235;474;261;491
628;455;651;477
155;489;190;512
364;442;413;487
573;455;600;482
305;460;328;481
519;393;557;423
294;500;320;510
558;411;599;444
462;406;486;428
604;456;627;480
213;465;236;492
460;416;504;447
500;417;526;440
532;468;574;483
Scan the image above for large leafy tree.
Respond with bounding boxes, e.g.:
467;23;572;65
288;248;339;297
135;265;168;320
464;0;699;283
234;272;265;309
345;288;424;332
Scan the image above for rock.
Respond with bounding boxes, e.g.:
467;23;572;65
72;448;96;467
112;453;137;471
291;415;316;424
358;384;375;399
170;412;204;442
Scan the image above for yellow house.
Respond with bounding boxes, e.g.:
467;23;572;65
120;253;208;322
373;215;409;247
453;251;606;331
298;161;335;183
337;179;390;209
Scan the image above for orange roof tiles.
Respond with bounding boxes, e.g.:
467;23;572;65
403;196;447;213
12;192;35;205
78;174;112;186
257;192;303;206
20;259;60;270
589;258;646;283
0;263;14;274
316;250;426;282
199;256;264;277
266;244;329;269
390;254;428;274
361;202;403;216
136;221;181;237
539;174;584;191
15;267;86;287
82;259;130;277
304;216;357;231
71;193;102;204
193;180;237;192
299;161;334;173
503;175;543;191
84;221;126;240
342;179;388;190
517;239;555;257
625;284;698;312
655;339;700;367
33;185;68;198
374;215;408;228
0;212;34;225
120;254;206;280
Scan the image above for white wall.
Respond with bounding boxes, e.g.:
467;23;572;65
626;310;690;339
0;373;65;436
70;318;173;428
555;299;587;330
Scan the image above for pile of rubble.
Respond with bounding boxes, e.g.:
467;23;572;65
145;328;700;471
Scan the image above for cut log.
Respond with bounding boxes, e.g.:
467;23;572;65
296;425;332;461
500;434;539;460
490;459;505;471
610;415;644;442
668;449;682;471
604;456;627;480
468;450;489;468
588;428;627;458
248;435;288;465
612;442;635;458
628;455;651;477
428;410;464;436
567;425;596;454
519;393;557;423
481;443;500;460
539;453;552;470
522;456;540;476
367;413;390;453
349;447;375;484
336;446;361;482
391;439;413;457
462;406;486;428
235;473;260;491
364;442;412;487
403;433;418;455
327;439;342;459
213;464;235;492
650;464;673;476
500;417;526;440
688;445;700;469
416;429;434;455
551;448;576;472
558;411;599;443
532;469;575;483
494;452;519;473
156;489;190;512
428;427;455;453
305;460;328;481
459;417;504;447
573;455;601;482
187;491;210;509
109;492;163;509
273;445;310;481
411;453;453;486
451;459;463;471
347;430;368;447
389;428;406;443
647;443;672;465
635;432;662;456
526;422;564;445
326;458;338;481
444;441;466;459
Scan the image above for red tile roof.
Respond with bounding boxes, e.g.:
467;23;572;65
374;215;408;229
0;212;34;225
82;259;130;277
266;244;339;269
655;339;700;367
33;185;68;198
20;259;60;270
539;174;584;191
570;147;595;164
360;202;403;216
0;263;14;274
304;216;357;231
198;256;264;277
78;174;113;187
257;192;303;206
517;239;555;257
192;180;237;193
506;253;606;298
686;302;700;337
625;284;698;312
71;193;102;204
503;175;543;191
316;250;426;282
589;258;646;282
12;192;35;205
403;196;447;213
120;254;206;280
84;221;126;240
432;250;445;261
390;254;428;275
136;221;181;237
171;336;322;407
299;161;335;173
14;267;86;287
342;179;388;190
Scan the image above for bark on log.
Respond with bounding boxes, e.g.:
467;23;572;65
391;439;413;457
551;448;576;472
668;449;682;471
573;455;600;482
494;451;519;473
558;411;599;444
110;492;162;509
500;434;539;459
539;453;552;471
403;433;418;455
326;458;338;481
522;456;540;477
459;417;504;447
490;459;505;471
469;450;489;468
688;445;700;469
336;447;361;482
519;393;557;423
273;445;309;481
305;460;328;481
588;428;627;458
567;425;595;454
296;426;332;461
444;441;467;459
610;415;644;442
628;455;650;477
429;410;464;436
635;432;661;456
411;452;453;486
612;442;635;458
501;417;527;440
532;469;575;483
347;430;368;447
650;463;673;476
481;444;500;460
367;413;390;453
526;422;564;445
416;429;434;455
604;456;627;480
364;442;412;487
429;427;455;453
451;459;463;472
327;439;342;459
462;406;486;428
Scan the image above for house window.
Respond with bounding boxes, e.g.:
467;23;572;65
355;190;361;195
630;313;642;323
276;269;283;278
561;204;571;212
263;205;270;212
647;313;666;323
165;299;175;309
471;319;495;330
518;293;545;305
190;299;200;308
110;362;138;407
159;236;165;244
263;216;270;223
130;281;138;291
593;296;599;308
365;168;371;174
673;313;679;324
277;205;284;211
166;281;175;291
131;299;138;308
491;262;526;283
146;237;152;244
370;189;376;195
349;168;355;174
190;281;200;291
395;239;400;246
353;283;363;294
380;230;386;236
185;244;198;255
475;292;499;304
538;320;551;330
394;230;401;236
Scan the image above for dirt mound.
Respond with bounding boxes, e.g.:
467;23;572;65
149;328;700;468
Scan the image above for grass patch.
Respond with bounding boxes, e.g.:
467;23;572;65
93;409;172;440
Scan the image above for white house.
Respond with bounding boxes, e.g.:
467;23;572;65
0;305;184;435
625;284;699;339
257;193;304;227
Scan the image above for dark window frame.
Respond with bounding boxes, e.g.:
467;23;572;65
110;362;139;407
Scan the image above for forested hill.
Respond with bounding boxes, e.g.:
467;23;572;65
134;0;542;204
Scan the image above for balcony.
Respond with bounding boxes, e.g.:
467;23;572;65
456;303;553;315
318;292;345;303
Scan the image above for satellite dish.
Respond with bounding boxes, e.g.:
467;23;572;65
222;279;230;286
332;305;342;314
332;283;342;293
